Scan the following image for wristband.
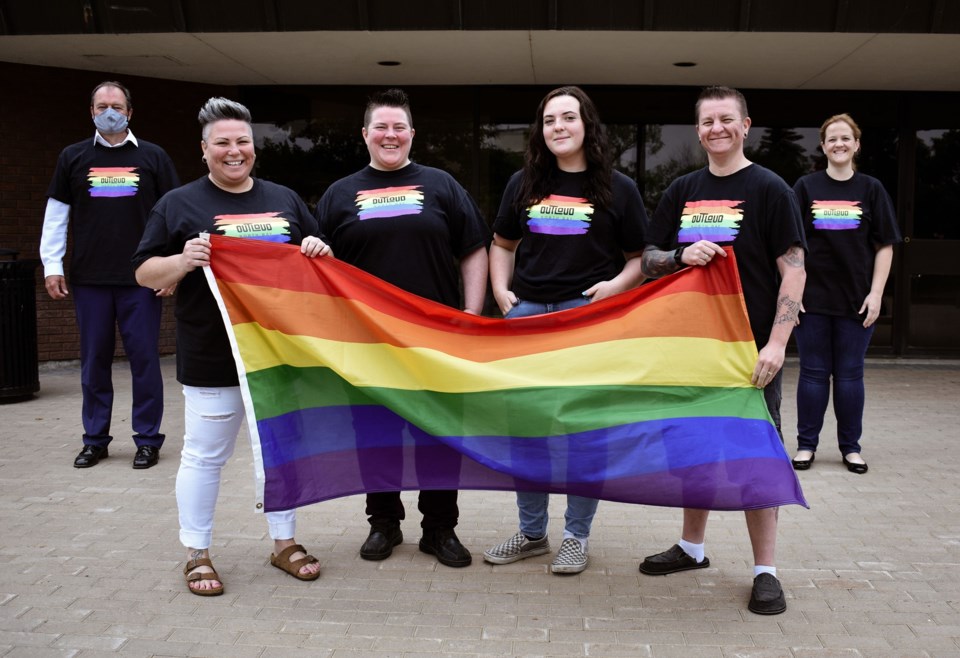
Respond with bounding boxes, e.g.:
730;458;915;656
673;246;686;266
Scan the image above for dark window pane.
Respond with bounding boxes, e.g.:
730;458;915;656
478;123;527;221
641;124;705;215
915;129;960;239
908;275;960;350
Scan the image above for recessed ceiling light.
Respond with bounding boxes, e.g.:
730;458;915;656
673;62;697;68
377;61;401;67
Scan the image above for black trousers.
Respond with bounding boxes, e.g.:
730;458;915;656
365;490;459;531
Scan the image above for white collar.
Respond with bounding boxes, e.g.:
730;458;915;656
93;129;139;149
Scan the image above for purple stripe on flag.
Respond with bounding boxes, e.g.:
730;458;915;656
262;446;801;512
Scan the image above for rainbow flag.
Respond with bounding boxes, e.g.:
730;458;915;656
204;235;806;513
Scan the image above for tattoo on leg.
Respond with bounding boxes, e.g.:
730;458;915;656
190;549;205;561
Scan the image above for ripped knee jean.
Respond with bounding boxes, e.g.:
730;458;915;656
177;385;295;549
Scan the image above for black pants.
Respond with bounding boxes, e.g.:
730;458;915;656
365;490;459;531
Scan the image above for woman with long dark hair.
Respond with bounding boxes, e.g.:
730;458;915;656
482;86;647;574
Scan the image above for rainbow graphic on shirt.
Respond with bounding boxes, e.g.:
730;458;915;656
87;167;139;198
678;200;743;243
213;212;291;243
355;185;424;220
810;200;862;230
527;195;594;235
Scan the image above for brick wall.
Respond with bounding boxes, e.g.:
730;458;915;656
0;62;235;362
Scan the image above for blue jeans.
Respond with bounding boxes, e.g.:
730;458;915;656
794;312;875;455
764;369;783;440
506;297;592;317
505;296;599;540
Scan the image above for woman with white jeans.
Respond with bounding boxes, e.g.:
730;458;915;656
133;97;331;595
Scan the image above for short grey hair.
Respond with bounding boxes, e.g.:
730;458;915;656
198;97;253;141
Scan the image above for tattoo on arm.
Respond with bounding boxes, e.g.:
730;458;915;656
780;245;805;268
641;247;679;279
774;294;802;326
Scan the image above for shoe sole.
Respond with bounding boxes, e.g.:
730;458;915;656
132;461;158;469
748;600;787;615
638;557;710;575
418;541;472;568
359;532;403;561
482;546;550;565
550;562;587;574
843;459;868;474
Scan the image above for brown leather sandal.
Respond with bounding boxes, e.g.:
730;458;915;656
183;557;224;596
270;543;321;581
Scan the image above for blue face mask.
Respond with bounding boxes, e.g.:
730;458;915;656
93;108;129;135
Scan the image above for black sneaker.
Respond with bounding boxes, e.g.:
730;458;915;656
419;528;472;568
638;544;710;575
748;573;787;615
359;526;403;561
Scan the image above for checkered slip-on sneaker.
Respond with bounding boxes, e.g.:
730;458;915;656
550;538;588;574
483;532;550;565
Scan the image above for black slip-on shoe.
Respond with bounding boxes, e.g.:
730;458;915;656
748;572;787;615
639;543;710;575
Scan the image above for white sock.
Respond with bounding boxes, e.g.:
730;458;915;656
678;539;704;563
754;565;777;578
562;531;588;553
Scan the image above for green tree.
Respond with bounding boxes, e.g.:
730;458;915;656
744;127;813;186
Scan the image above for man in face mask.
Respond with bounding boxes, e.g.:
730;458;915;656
40;81;180;470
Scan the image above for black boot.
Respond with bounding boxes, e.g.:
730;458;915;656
419;528;472;567
359;526;403;560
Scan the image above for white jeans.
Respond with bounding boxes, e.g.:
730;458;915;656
177;385;296;549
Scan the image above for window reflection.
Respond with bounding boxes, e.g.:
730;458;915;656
640;125;824;213
253;120;368;210
642;124;705;214
744;127;820;186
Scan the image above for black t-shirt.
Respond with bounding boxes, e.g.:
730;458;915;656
647;164;805;346
132;176;318;387
47;138;180;285
315;163;489;307
492;170;648;302
793;171;901;319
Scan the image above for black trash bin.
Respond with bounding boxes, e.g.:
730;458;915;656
0;249;41;402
